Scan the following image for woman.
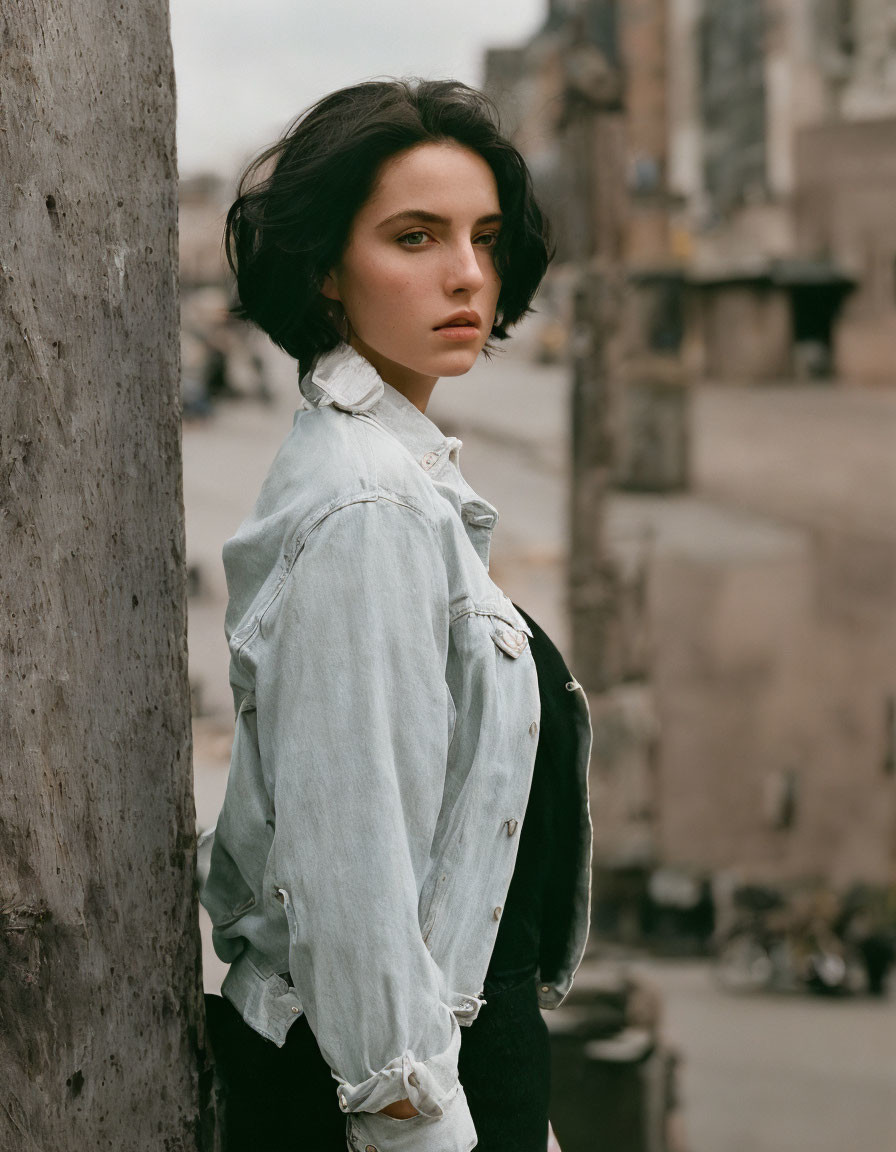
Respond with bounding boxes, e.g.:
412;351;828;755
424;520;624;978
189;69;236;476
201;78;594;1152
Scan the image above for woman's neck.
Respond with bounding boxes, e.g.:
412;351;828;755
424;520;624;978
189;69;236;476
348;334;438;415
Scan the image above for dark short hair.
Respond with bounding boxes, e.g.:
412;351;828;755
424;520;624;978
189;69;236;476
224;78;554;375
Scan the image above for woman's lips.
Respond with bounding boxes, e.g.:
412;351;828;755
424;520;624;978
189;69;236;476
433;310;482;341
434;325;481;341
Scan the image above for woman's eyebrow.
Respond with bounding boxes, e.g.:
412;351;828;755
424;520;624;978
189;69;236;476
375;209;504;229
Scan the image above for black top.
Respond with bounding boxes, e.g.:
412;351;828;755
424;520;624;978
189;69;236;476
278;605;583;1000
483;604;584;996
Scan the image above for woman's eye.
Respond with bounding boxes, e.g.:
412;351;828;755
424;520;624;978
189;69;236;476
397;231;430;247
474;232;499;248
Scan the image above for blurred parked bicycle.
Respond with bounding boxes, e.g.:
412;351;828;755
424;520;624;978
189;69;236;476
715;882;894;997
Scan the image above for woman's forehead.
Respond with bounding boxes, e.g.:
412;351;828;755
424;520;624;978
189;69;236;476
363;141;500;221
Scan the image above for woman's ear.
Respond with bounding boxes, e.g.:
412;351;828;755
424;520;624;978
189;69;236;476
320;270;341;302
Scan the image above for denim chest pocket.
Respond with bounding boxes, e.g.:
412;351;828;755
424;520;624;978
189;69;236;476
489;617;529;658
482;595;532;659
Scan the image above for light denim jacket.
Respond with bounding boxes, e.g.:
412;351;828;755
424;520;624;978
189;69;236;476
200;342;594;1152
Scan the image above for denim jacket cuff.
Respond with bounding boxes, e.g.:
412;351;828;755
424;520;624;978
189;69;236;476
336;1009;461;1117
337;1049;450;1118
346;1082;477;1152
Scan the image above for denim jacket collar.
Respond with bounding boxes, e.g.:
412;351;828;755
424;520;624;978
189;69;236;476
301;342;498;554
301;341;385;415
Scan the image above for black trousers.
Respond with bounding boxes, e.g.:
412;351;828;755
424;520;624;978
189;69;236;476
206;975;550;1152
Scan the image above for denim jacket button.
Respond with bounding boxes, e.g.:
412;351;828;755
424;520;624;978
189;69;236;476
505;818;518;836
529;721;539;737
493;906;502;920
421;451;440;469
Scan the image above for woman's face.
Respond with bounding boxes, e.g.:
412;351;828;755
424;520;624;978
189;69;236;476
322;141;503;405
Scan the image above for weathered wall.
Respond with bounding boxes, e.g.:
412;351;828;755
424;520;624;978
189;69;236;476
0;1;211;1147
649;529;896;885
619;0;670;266
628;386;896;886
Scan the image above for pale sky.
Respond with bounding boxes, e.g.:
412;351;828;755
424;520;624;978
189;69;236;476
170;0;545;178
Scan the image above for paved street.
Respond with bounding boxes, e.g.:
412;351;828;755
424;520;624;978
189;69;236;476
618;956;896;1152
183;337;896;1150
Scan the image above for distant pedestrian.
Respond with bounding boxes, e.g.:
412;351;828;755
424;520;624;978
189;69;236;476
201;78;594;1152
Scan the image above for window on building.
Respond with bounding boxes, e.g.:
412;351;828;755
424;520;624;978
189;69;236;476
835;0;855;56
699;0;768;219
764;768;799;830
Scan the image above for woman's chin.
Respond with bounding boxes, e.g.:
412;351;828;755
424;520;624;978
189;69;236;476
430;345;485;377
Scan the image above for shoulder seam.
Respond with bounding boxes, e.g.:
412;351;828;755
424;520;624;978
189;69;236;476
232;488;437;671
288;486;431;570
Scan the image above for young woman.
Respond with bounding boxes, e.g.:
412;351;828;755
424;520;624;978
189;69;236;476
201;79;594;1152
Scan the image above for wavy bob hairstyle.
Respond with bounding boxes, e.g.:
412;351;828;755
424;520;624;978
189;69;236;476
224;78;554;376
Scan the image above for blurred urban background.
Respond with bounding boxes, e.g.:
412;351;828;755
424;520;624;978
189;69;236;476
174;2;896;1150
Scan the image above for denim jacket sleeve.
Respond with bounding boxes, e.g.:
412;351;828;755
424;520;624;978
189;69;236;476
254;493;478;1152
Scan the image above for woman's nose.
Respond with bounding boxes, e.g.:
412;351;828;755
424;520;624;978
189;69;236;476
445;241;486;295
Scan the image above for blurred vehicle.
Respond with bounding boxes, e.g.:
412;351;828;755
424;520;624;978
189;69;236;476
642;866;716;955
835;883;896;998
180;287;272;419
714;882;893;997
591;863;717;956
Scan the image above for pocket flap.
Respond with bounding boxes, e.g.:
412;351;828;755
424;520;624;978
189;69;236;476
499;596;533;638
490;618;529;658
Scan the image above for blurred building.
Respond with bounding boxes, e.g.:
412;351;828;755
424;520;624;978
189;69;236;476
673;0;896;383
179;174;270;413
179;172;230;290
485;0;896;384
483;1;896;906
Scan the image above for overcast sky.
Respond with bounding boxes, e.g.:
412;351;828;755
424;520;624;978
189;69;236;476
170;0;545;178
